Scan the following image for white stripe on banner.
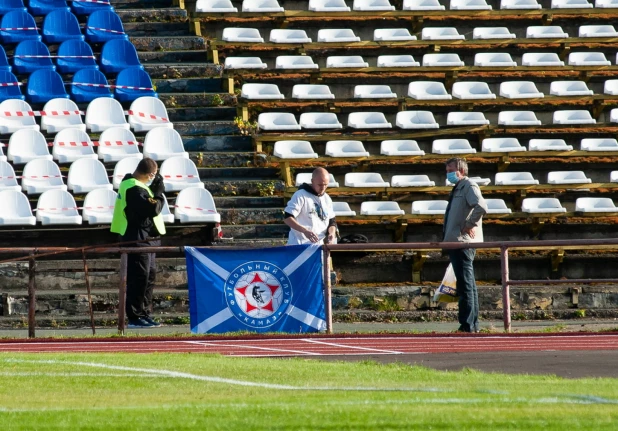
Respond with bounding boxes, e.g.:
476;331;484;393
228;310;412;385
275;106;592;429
285;305;326;331
195;307;234;333
283;244;321;276
186;246;230;280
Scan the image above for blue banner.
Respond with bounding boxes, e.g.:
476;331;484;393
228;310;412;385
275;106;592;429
186;244;326;334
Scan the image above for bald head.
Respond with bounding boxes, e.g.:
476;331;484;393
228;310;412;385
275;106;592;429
311;167;330;196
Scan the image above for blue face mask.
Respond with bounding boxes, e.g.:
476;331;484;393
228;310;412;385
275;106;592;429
446;171;459;184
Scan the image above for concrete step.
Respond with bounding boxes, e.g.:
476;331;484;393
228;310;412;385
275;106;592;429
153;77;223;93
215;196;285;208
168;107;237;122
190;151;256;168
131;36;206;52
221;223;290;240
219;207;284;225
112;0;175;9
202;178;285;197
175;120;238;136
197;166;278;179
183;135;253;152
144;63;221;79
159;93;236;108
125;22;190;37
116;7;188;22
141;51;209;64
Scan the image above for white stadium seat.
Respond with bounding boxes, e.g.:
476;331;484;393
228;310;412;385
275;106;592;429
82;189;117;224
174;187;220;223
0;190;36;225
391;175;435;187
299;112;343;129
547;171;591;184
273;141;318;159
128;97;173;132
522;53;564;67
610;108;618;123
432;139;476;154
22;159;67;195
344;172;389;187
396;111;440;129
224;57;267;69
377;55;420;67
529;139;573;151
292;84;335;99
467;177;491;186
374;28;416;41
522;197;567;213
473;27;516;39
0;161;20;191
258;113;301;130
408;81;451;100
411;200;448;214
380;140;425;156
612;171;618;183
482;138;526;152
500;81;544;99
422;27;465;40
276;56;318;69
354;85;397;99
552;0;592;6
112;157;141;189
86;98;130;132
579;25;618;38
160;157;205;192
97;128;143;162
403;0;445;9
326;56;368;68
596;0;618;6
8;129;52;165
501;0;541;8
495;171;539;185
270;29;311;43
498;111;541;126
318;29;360;43
0;145;6;163
580;138;618;151
550;81;593;97
485;199;512;214
67;158;113;193
0;100;40;134
332;201;356;216
452;81;496;99
447;112;490;126
422;53;465;67
526;26;568;38
241;83;285;100
474;52;517;67
450;0;491;9
576;197;618;212
553;110;596;125
325;140;369;157
295;173;339;187
52;129;96;163
196;0;237;12
242;0;284;12
568;52;610;66
40;98;85;134
35;189;81;225
360;201;404;215
222;28;263;43
607;80;618;95
309;0;351;11
160;195;175;224
354;0;396;10
143;128;189;161
348;112;392;129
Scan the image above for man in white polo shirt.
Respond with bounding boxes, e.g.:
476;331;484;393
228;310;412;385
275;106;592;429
284;167;337;245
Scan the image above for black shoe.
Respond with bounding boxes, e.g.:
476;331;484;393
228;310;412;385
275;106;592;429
144;316;162;328
127;318;155;328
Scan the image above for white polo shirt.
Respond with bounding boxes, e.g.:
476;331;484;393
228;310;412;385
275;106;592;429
284;187;335;245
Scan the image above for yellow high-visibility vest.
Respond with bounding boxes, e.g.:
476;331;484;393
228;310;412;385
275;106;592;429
110;178;166;236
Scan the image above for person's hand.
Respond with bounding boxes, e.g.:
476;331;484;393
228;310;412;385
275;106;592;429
462;226;475;238
326;232;336;244
150;173;165;197
303;228;319;243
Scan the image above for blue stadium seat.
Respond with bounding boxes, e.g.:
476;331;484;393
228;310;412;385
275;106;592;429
56;40;98;74
0;71;25;102
0;46;12;72
100;39;143;74
42;9;85;44
28;0;70;16
85;10;128;43
70;0;114;16
26;69;69;103
0;0;27;15
13;40;55;74
0;11;41;44
70;69;113;103
114;67;157;102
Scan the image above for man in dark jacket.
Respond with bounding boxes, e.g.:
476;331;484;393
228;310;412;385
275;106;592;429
111;157;166;328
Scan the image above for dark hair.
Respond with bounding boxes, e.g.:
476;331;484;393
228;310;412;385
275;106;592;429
134;158;158;176
445;158;468;176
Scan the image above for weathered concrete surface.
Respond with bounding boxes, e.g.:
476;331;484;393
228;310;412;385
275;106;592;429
174;120;237;136
117;7;187;21
131;36;206;51
168;107;237;122
144;64;221;79
153;77;224;93
183;135;253;152
159;93;236;108
201;179;285;196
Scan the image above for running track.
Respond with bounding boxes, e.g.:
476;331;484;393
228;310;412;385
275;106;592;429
0;334;617;357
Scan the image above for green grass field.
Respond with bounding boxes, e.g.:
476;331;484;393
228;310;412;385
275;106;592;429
0;352;616;430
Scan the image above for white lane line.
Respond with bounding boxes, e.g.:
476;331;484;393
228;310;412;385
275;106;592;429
300;338;404;355
0;372;167;378
186;341;322;356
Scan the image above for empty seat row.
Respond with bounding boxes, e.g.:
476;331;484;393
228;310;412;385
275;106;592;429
0;0;114;17
200;0;616;13
0;97;172;134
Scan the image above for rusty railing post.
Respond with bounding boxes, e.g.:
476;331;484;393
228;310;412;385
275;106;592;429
118;252;128;335
323;246;333;334
500;246;512;333
82;250;96;335
27;251;36;338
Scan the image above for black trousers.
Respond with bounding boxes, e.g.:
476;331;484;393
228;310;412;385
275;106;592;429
448;248;479;333
126;251;157;321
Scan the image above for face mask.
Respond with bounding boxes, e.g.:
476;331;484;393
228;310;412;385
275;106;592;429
446;171;459;184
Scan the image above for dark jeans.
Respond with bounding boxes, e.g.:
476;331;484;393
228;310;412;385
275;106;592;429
448;248;479;332
126;251;157;321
